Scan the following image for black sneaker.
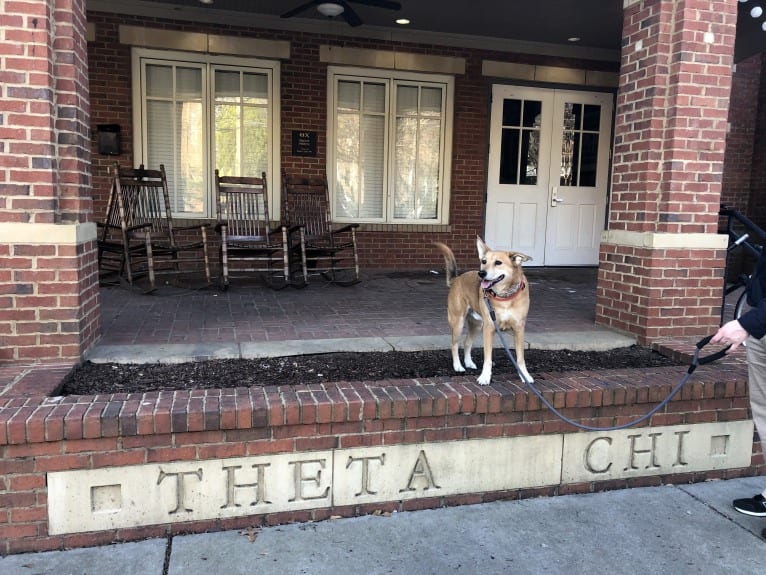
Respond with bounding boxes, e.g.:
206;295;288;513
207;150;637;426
732;494;766;517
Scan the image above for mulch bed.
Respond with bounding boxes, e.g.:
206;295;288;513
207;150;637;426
59;346;683;395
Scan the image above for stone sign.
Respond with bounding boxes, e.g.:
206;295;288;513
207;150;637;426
47;421;753;534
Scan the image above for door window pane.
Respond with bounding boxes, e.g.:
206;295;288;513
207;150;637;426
499;128;520;185
499;98;540;185
559;102;601;187
502;99;521;126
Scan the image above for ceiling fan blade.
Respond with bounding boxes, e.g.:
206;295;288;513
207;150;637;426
347;0;402;10
338;0;363;27
280;0;318;19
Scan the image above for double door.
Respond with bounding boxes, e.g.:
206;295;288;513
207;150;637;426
485;85;613;265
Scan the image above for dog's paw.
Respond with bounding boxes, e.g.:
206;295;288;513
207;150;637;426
518;366;534;384
453;361;466;373
464;356;477;370
477;372;492;385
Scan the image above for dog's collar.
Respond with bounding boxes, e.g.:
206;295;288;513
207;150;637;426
484;280;525;301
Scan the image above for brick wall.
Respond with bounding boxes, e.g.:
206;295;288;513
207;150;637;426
0;360;761;554
722;55;761;215
0;0;100;363
596;0;738;343
596;244;725;341
749;55;766;230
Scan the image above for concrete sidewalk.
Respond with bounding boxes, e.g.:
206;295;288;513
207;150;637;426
3;476;764;574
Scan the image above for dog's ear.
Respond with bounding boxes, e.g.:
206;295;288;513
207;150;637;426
476;236;490;259
511;252;532;266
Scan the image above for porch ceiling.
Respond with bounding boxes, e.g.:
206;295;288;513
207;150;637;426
93;0;764;63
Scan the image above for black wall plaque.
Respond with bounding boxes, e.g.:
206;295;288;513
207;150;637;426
292;130;317;157
97;124;121;156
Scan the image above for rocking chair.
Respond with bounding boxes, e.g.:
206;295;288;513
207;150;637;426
97;166;154;290
281;171;360;286
97;163;211;291
214;171;291;290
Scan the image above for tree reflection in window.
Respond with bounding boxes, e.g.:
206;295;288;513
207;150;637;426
560;103;600;187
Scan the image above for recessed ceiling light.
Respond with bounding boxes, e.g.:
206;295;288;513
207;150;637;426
199;0;213;4
396;18;410;25
568;37;581;42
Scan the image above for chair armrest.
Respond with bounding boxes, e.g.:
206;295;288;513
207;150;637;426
331;223;360;235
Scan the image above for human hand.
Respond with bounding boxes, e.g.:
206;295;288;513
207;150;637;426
711;320;749;352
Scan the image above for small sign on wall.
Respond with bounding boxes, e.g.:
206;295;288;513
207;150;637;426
291;130;317;157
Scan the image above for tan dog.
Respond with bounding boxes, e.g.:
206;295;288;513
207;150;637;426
435;237;532;385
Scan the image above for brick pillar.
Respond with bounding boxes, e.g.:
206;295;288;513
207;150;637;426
0;0;99;363
596;0;737;344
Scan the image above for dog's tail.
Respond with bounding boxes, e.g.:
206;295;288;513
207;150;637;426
434;242;458;287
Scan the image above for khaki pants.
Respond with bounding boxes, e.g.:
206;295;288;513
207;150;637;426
746;335;766;498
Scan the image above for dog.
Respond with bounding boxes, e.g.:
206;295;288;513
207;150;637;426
435;237;533;385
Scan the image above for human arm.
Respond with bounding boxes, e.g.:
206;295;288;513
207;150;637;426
712;299;766;352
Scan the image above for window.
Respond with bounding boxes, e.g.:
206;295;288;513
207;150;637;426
132;49;280;218
328;67;453;224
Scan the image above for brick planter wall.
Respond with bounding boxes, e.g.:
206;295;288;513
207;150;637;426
1;352;762;555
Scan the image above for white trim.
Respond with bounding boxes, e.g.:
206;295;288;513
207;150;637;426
0;223;97;244
600;230;729;250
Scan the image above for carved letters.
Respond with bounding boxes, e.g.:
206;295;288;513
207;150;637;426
158;451;441;515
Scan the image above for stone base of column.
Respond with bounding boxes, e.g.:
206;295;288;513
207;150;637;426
595;230;728;345
0;222;100;362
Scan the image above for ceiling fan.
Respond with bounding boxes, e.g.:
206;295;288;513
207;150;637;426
281;0;402;28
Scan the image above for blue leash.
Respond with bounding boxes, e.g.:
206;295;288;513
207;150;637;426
484;296;730;431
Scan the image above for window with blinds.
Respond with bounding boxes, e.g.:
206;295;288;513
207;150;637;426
329;68;453;225
133;50;279;219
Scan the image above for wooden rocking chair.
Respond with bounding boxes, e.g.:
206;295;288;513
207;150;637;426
97;166;154;290
214;171;291;290
97;163;211;291
281;171;360;286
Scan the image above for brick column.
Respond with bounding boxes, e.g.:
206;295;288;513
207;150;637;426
0;0;99;362
596;0;738;344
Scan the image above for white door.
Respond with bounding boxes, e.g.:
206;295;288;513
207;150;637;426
485;85;613;266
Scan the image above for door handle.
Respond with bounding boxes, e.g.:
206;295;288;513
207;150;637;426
551;187;565;207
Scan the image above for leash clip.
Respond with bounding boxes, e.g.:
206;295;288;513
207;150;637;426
688;335;731;374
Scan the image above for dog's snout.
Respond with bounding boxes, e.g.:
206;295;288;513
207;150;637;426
478;270;487;279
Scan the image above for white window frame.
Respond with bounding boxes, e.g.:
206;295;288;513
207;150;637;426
131;48;281;219
327;66;454;225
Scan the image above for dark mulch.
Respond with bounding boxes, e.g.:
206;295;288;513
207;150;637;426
59;346;684;396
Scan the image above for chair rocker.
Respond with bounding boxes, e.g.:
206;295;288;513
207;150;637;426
281;171;360;286
214;171;291;290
